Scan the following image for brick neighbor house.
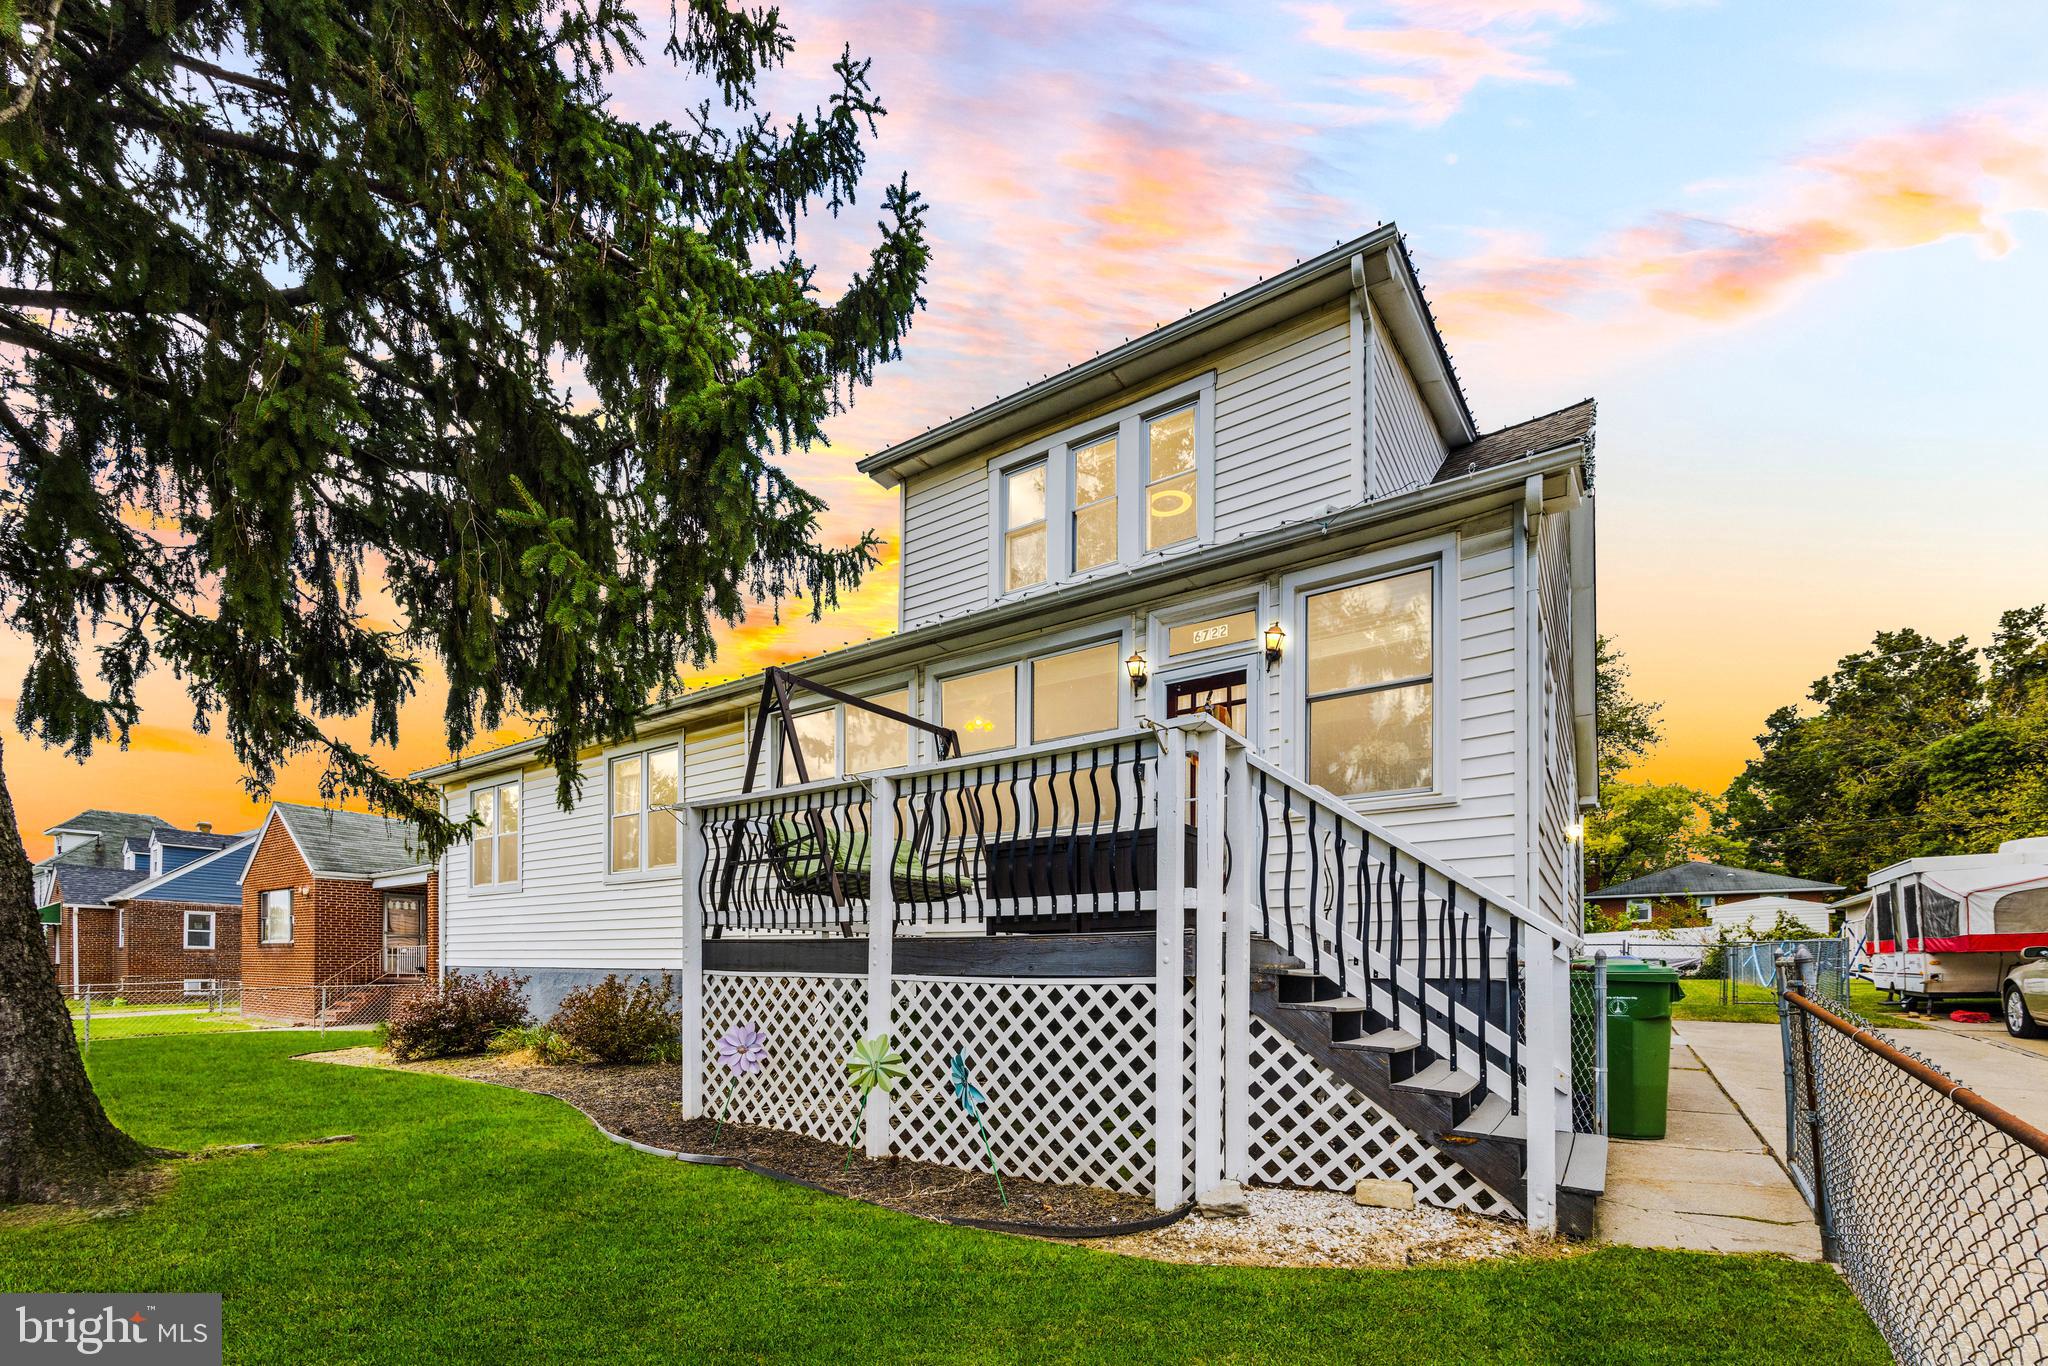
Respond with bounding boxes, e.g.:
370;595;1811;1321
239;803;437;1021
38;809;248;996
105;836;255;996
1585;861;1844;926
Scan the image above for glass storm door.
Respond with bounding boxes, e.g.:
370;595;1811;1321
383;892;426;976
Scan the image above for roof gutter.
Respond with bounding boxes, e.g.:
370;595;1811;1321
409;441;1589;784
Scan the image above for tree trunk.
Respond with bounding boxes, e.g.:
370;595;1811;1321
0;737;146;1202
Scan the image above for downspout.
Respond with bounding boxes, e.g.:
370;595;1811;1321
70;906;79;995
1350;253;1373;501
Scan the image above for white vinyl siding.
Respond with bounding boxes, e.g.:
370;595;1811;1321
1534;515;1578;926
1367;318;1447;499
900;460;991;630
1212;311;1357;542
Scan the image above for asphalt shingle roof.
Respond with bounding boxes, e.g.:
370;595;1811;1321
156;828;237;851
48;863;150;907
1586;861;1845;902
1434;399;1596;485
272;803;424;877
44;809;170;840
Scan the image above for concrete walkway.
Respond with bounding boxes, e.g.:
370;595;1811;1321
1595;1031;1821;1259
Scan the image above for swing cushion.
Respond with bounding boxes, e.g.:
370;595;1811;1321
768;818;973;900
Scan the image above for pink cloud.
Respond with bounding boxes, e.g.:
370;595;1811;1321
1289;1;1582;125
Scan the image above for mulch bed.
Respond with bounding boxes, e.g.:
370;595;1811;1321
308;1047;1160;1231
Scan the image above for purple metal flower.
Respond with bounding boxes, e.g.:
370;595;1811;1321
715;1023;769;1077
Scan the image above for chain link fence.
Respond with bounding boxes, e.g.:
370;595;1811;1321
1569;955;1608;1134
72;978;428;1046
1778;955;2048;1365
1717;936;1845;1008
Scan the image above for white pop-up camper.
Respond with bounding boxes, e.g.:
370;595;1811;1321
1863;837;2048;1002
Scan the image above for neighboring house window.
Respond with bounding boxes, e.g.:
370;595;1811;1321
1698;896;1718;909
259;889;293;944
1629;901;1653;922
185;911;215;950
1070;433;1117;574
1003;462;1047;592
1303;565;1435;796
117;909;125;948
779;691;913;784
1144;404;1198;551
610;747;681;875
470;779;522;888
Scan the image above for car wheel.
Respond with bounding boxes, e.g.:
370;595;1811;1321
2004;987;2044;1039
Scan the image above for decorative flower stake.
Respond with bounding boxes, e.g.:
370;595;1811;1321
950;1050;1006;1208
843;1033;908;1170
711;1023;769;1146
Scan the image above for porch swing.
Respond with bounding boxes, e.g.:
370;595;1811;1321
721;668;985;917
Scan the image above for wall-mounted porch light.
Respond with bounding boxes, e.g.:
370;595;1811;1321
1125;650;1149;692
1263;620;1286;668
1565;820;1585;843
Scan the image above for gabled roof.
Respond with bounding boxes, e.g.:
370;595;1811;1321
255;803;424;879
1434;399;1596;485
48;863;149;908
123;835;153;855
1587;862;1844;902
115;835;257;906
43;809;169;840
153;828;237;851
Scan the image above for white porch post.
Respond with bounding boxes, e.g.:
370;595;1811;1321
865;774;897;1159
1521;928;1562;1235
1153;726;1188;1210
1193;725;1227;1198
678;800;706;1120
1222;734;1253;1184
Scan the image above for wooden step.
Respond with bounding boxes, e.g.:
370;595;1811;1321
1394;1059;1480;1099
1279;996;1370;1014
1560;1131;1608;1197
1451;1092;1527;1142
1331;1027;1419;1054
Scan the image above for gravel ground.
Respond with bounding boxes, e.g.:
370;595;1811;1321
1094;1185;1553;1269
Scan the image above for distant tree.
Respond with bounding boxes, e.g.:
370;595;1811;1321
1584;780;1744;891
1721;614;2048;888
0;0;926;1203
1594;634;1663;788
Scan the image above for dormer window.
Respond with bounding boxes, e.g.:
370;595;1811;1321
990;374;1213;600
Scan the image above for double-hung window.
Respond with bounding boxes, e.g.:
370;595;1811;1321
1144;404;1198;551
610;747;681;875
1070;434;1118;574
259;889;292;944
1003;463;1048;592
470;779;522;888
1303;565;1435;797
184;911;215;950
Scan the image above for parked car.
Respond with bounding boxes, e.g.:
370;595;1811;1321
2000;946;2048;1039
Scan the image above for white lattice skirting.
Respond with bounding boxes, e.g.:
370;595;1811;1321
704;971;1511;1213
703;972;868;1145
1247;1016;1514;1216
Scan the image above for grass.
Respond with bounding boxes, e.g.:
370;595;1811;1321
76;1012;254;1040
68;998;211;1016
1670;978;1928;1027
0;1033;1889;1365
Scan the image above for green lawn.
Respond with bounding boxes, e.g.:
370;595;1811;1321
68;998;211;1015
76;1011;254;1041
0;1033;1888;1364
1671;977;1927;1028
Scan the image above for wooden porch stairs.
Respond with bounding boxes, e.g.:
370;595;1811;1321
1252;935;1605;1239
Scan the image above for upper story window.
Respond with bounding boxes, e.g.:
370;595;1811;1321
610;747;680;875
991;375;1213;601
1003;463;1047;592
1145;405;1198;551
470;778;522;888
1303;565;1435;798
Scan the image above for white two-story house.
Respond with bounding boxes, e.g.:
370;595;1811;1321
415;225;1602;1235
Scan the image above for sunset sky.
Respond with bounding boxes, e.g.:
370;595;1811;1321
8;0;2048;845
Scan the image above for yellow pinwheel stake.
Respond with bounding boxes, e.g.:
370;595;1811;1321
843;1034;907;1171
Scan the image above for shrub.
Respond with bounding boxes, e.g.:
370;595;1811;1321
387;971;532;1061
548;974;680;1065
487;1024;582;1066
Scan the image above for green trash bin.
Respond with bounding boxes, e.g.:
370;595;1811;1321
1603;960;1682;1139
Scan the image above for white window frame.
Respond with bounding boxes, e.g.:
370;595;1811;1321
606;742;683;881
117;908;125;948
1279;534;1460;812
184;910;215;951
986;373;1215;603
1148;589;1271;734
465;776;523;893
1629;900;1653;923
927;623;1134;758
998;459;1049;595
258;888;293;945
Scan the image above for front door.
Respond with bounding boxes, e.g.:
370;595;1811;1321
383;892;426;977
1166;669;1250;826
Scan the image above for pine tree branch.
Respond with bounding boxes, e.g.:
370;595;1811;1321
0;0;68;126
